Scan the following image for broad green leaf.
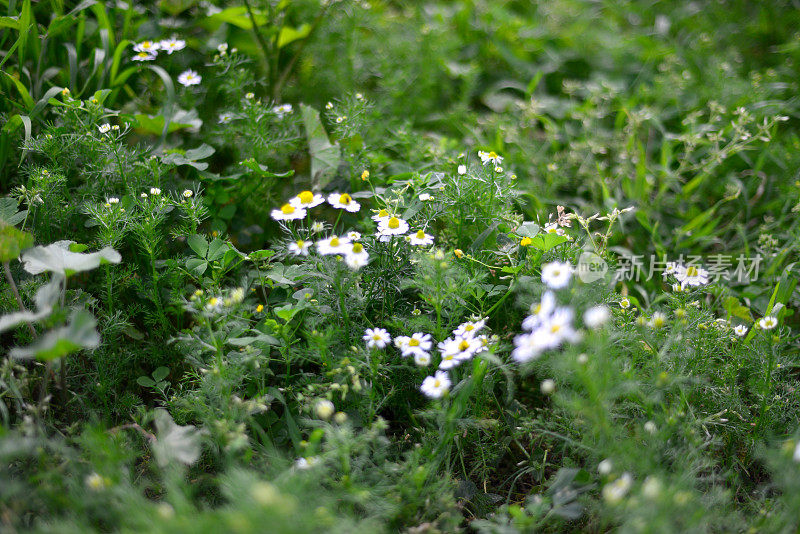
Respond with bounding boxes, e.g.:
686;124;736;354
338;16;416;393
0;197;28;226
21;240;121;276
151;408;204;467
207;6;267;29
277;24;311;48
187;234;208;257
10;310;100;361
0;222;33;262
528;233;568;251
300;104;341;189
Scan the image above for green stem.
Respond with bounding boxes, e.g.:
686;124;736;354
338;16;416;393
4;261;36;336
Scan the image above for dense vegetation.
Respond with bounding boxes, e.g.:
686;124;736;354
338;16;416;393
1;0;800;531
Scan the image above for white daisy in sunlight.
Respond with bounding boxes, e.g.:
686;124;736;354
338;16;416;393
344;242;369;270
733;325;748;337
414;352;431;366
371;208;392;222
159;37;186;54
522;291;556;330
400;332;432;358
478;150;503;166
454;319;486;339
758;316;777;330
327;192;361;212
178;69;202;86
270;203;306;221
541;261;573;289
363;328;391;349
133;40;160;53
439;335;482;362
674;264;709;288
290;190;326;209
347;231;362;241
288;239;312;256
408;229;434;246
132;51;156;62
316;235;351;255
420;371;450;399
378;216;409;236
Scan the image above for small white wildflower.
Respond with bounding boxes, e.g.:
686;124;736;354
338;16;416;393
541;261;573;289
457;164;467;175
420;371;450;399
177;69;202;87
315;399;335;420
363;328;391;349
759;316;778;330
584;305;611;329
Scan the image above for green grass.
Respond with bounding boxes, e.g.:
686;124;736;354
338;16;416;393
1;0;799;532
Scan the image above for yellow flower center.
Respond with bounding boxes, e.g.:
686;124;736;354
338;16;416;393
298;190;314;203
465;324;474;331
388;217;400;229
534;304;542;314
443;354;453;360
488;151;498;158
330;237;340;247
458;340;470;351
352;243;364;253
550;324;562;334
415;230;426;239
378;209;389;217
372;334;382;341
296;240;305;248
408;338;420;347
208;298;218;306
281;203;295;214
433;379;441;387
686;266;698;277
339;193;352;205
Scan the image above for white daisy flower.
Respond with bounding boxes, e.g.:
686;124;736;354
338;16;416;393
543;222;565;236
674;264;709;288
107;197;119;204
98;123;111;134
316;235;351;255
414;352;431;366
272;104;293;118
758;316;778;330
418;193;432;201
295;456;319;469
159;37;186;54
457;165;467;175
408;229;434;246
584;305;611;329
290;190;326;209
541;261;573;289
150;187;161;195
363;328;391;349
420;371;451;399
132;51;156;61
347;231;362;241
439;335;482;362
218;112;235;124
602;473;633;504
177;69;202;86
133;40;160;53
511;332;545;362
288;239;312;256
371;208;392;222
437;351;463;370
327;192;361;212
454;319;486;339
400;332;432;358
478;150;503;166
394;335;411;351
377;216;410;236
270;203;307;221
522;291;556;331
311;221;325;233
182;189;193;198
344;242;369;270
733;325;748;337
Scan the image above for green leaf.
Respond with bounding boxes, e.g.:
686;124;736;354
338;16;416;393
300;104;341;189
528;233;568;251
0;222;34;262
187;234;209;257
208;6;267;29
185;258;208;277
21;241;121;277
0;197;28;226
152;366;169;382
206;238;230;262
277;23;311;48
137;376;156;387
10;310;100;361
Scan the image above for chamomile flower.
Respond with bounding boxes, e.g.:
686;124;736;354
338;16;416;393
182;189;193;198
619;298;631;309
177;69;202;87
363;328;391;349
271;203;307;221
107;197;120;205
408;229;434;246
649;311;667;328
541;261;573;289
133;40;160;54
522;291;556;330
378;216;410;236
272;104;293;118
98;123;111;134
478;150;503;166
457;165;467;175
420;371;451;399
511;332;545;362
414;352;431;366
418;193;432;201
759;316;778;330
288;239;312;256
159;37;186;54
311;221;325;233
132;51;156;61
344;242;369;270
584;305;611;329
327;192;361;212
543;222;565;236
218;112;235;124
290;190;326;209
400;333;433;358
454;319;486;338
316;235;351;255
439;335;482;361
437;351;463;370
394;335;411;351
150;187;161;195
371;208;392;222
347;231;362;241
675;264;710;288
734;325;748;337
